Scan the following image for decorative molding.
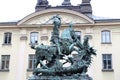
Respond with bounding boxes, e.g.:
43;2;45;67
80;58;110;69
0;69;9;72
102;69;114;72
17;9;94;25
41;36;48;40
23;14;89;25
20;35;27;40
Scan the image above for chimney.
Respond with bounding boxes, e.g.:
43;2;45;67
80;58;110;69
62;0;71;6
80;0;92;14
35;0;50;12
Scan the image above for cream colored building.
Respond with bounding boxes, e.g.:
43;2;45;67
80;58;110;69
0;0;120;80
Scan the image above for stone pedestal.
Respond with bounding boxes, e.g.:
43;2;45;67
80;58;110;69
29;74;92;80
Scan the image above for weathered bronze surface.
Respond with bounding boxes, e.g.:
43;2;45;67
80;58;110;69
29;15;96;80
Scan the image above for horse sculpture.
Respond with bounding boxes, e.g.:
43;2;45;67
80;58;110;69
31;25;78;69
31;23;96;76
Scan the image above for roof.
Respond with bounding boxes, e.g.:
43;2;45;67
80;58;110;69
0;22;17;26
1;12;120;26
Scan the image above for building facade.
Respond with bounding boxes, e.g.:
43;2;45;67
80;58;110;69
0;0;120;80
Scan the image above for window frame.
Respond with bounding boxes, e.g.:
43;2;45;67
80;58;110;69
102;54;113;71
101;30;111;44
30;32;38;44
3;32;12;45
1;55;10;71
28;54;35;71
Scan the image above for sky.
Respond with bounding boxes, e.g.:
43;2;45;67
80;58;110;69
0;0;120;22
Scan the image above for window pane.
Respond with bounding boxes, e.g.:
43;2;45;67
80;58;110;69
1;55;10;70
4;33;11;44
106;31;110;42
101;31;111;43
103;55;106;60
6;60;9;69
102;32;106;42
8;36;11;44
107;55;111;60
108;60;112;69
2;56;5;60
28;55;35;69
102;54;112;70
31;37;35;43
103;60;107;69
4;36;8;43
29;60;33;69
30;32;38;44
2;61;5;69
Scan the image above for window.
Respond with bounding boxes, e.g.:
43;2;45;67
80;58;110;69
75;31;81;40
101;30;111;43
4;32;12;44
1;55;10;70
30;32;38;44
102;54;113;71
28;55;35;70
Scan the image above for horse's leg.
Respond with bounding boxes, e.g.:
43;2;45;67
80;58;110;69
34;59;39;69
33;60;39;75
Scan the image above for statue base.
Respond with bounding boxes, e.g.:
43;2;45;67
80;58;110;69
28;74;92;80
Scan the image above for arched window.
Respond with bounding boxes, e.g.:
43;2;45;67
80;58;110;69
101;30;111;43
30;32;38;44
4;32;12;44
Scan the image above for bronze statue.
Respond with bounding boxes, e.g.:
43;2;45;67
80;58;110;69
29;15;96;80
